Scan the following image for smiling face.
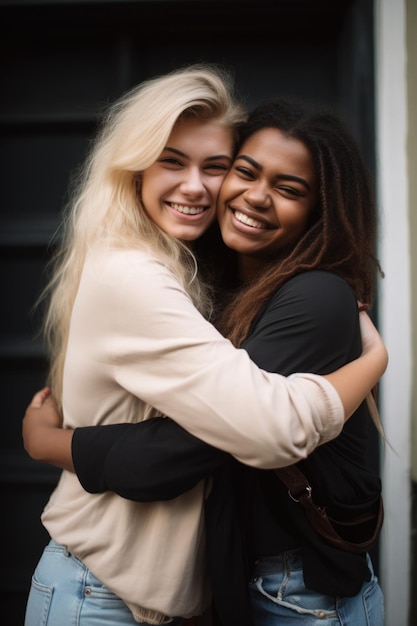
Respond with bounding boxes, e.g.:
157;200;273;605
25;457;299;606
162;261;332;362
217;127;319;279
140;117;234;242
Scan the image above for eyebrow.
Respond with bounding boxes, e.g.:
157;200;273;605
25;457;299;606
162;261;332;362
235;154;312;191
163;146;233;163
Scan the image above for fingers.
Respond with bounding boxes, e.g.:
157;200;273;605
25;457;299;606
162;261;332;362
29;387;51;409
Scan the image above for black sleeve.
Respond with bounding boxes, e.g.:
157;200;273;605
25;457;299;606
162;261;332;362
72;417;227;501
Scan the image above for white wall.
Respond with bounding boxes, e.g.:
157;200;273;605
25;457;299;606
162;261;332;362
375;0;412;624
407;0;417;486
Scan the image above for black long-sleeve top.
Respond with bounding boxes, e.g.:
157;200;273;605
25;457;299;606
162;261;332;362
72;271;382;623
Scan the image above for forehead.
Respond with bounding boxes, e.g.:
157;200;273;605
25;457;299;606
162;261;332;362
166;117;234;156
239;127;314;175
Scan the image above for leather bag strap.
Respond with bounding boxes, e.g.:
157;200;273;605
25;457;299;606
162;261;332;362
274;465;384;554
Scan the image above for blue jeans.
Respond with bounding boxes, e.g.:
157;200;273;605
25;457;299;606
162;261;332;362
24;540;185;626
248;550;384;625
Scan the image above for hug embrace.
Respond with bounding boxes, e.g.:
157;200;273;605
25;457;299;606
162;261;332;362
22;64;387;626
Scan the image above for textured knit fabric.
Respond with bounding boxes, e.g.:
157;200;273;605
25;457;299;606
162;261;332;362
42;251;344;624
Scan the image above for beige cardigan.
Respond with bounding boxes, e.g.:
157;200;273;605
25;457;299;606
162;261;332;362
42;248;344;624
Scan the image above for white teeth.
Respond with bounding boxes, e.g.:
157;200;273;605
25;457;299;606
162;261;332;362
171;203;205;215
234;210;266;229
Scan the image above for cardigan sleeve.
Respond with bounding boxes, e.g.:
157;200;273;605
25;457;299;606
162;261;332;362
72;270;354;497
98;253;344;468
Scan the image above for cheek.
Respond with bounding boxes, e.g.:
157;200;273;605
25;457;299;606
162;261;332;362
208;176;228;204
217;177;239;211
205;209;218;228
284;203;312;232
139;171;156;207
140;170;179;214
216;194;228;225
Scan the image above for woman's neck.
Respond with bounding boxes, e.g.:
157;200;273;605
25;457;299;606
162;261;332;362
237;254;267;283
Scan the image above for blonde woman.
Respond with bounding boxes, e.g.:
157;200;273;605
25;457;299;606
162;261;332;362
23;65;387;626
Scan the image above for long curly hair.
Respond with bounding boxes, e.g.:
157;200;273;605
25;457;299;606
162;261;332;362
217;99;383;347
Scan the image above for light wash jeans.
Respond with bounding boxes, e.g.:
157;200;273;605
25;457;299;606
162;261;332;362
24;540;185;626
248;550;384;625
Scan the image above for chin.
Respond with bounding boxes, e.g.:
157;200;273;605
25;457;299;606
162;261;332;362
176;230;205;242
222;232;245;250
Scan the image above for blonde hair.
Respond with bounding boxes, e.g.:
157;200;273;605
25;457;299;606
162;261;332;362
40;64;246;403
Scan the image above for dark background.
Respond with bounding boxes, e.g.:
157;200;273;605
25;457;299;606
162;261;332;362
0;1;378;623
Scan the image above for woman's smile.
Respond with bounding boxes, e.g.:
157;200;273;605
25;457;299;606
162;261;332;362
218;127;318;274
167;202;208;216
232;208;271;230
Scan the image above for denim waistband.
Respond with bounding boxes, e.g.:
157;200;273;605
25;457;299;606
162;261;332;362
252;550;303;577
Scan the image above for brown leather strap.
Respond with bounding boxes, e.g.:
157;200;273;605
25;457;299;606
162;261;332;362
275;465;383;554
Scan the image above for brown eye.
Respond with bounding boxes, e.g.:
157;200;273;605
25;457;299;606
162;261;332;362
159;157;183;166
205;163;229;173
278;186;303;197
235;166;256;180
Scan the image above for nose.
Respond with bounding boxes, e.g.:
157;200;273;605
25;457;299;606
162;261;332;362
243;181;272;210
180;167;205;196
